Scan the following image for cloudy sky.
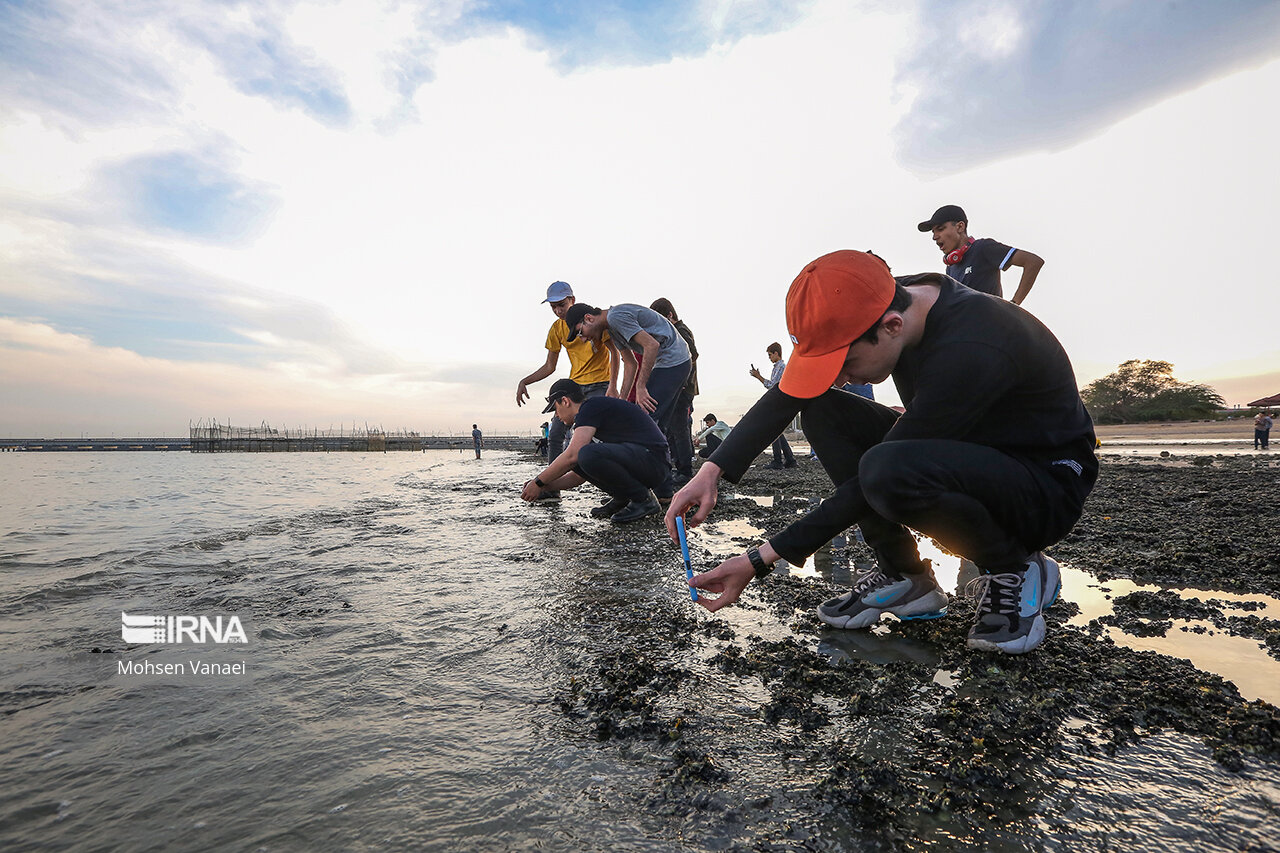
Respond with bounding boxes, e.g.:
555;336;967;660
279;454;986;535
2;0;1279;437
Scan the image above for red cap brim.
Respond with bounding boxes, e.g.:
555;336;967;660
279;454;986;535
778;346;848;399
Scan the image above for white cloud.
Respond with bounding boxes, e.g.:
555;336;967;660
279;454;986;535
2;0;1279;438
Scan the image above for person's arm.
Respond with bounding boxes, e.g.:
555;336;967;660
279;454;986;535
687;540;782;612
521;425;594;500
614;342;638;399
767;361;784;389
517;350;559;406
665;385;801;540
1005;249;1044;306
749;366;767;385
630;330;662;412
606;337;622;397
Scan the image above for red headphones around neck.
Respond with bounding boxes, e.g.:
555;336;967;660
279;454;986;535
945;238;975;266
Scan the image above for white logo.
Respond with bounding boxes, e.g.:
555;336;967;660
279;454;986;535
121;612;249;644
1051;459;1084;476
789;334;798;344
964;266;973;276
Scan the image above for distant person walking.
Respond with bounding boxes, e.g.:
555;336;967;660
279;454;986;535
749;343;797;469
472;424;483;459
1256;412;1273;450
918;205;1044;305
650;298;698;483
516;281;619;498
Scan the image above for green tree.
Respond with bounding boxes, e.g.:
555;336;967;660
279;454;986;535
1082;359;1224;424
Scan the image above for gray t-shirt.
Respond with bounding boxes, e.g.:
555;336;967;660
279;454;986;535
606;304;691;369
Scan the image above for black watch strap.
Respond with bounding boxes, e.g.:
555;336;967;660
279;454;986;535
747;546;774;581
534;477;546;488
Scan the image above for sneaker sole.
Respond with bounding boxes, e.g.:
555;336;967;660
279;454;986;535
966;615;1046;655
1043;555;1062;607
1045;576;1062;608
818;590;949;630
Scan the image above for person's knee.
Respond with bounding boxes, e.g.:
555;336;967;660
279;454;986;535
859;443;927;519
575;443;605;474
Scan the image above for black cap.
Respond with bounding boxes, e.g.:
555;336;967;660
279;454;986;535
542;378;582;413
563;303;595;341
917;204;967;232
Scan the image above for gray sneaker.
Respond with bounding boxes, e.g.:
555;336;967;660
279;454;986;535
817;568;949;629
965;552;1061;654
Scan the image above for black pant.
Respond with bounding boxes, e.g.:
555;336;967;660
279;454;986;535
798;390;1092;572
573;442;669;502
664;389;695;477
771;433;794;464
697;433;722;458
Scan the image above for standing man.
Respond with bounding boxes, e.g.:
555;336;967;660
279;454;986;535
668;250;1096;655
520;378;669;524
749;343;798;469
471;424;483;459
650;298;698;483
516;281;619;498
918;205;1044;305
564;302;692;494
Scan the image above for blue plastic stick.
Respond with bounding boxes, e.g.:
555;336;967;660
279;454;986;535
676;515;697;601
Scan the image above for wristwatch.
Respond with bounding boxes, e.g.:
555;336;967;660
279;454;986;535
534;477;546;488
746;546;774;581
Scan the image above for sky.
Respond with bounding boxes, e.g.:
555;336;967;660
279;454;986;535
2;0;1279;437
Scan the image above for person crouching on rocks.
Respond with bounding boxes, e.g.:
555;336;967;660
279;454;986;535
666;249;1097;655
521;378;670;523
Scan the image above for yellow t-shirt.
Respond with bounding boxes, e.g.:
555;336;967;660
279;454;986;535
546;319;612;385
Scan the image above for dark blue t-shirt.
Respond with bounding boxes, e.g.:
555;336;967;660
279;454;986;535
573;397;669;454
946;237;1015;298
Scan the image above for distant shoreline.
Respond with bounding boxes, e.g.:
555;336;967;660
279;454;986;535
1094;420;1264;442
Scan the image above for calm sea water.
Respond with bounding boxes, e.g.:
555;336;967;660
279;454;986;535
2;451;1278;852
1;450;670;852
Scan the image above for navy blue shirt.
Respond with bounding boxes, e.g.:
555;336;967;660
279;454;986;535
573;397;668;455
946;237;1015;298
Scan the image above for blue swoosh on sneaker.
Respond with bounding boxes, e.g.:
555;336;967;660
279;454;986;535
872;592;898;605
1025;574;1040;610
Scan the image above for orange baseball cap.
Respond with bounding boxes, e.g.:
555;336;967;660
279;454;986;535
779;250;895;398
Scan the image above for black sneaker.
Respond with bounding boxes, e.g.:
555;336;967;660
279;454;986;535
612;494;661;524
765;461;784;470
591;496;629;518
817;568;949;629
965;552;1061;654
783;459;798;468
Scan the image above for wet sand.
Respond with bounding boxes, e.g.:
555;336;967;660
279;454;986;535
546;444;1280;850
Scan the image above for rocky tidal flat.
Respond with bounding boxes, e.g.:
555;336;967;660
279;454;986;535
550;453;1280;850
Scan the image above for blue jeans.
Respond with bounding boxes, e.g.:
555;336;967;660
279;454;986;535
573;442;670;502
547;381;609;464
